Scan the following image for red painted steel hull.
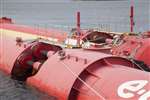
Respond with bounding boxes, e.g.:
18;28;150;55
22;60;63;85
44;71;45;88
0;23;150;100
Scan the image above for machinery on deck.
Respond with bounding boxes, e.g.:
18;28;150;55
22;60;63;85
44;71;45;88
81;30;150;72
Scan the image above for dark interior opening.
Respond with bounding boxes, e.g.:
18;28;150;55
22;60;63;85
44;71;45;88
11;42;62;81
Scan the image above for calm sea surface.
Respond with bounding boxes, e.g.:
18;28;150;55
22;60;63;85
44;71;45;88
0;70;56;100
0;0;149;100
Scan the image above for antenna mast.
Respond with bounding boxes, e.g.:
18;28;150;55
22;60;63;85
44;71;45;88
130;0;135;32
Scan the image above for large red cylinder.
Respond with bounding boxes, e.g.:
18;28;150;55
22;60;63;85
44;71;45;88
0;23;150;100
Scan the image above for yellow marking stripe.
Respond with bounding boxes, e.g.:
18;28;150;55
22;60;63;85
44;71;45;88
0;29;48;40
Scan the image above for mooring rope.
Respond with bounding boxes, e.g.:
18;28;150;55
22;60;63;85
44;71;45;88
128;42;145;71
60;61;106;100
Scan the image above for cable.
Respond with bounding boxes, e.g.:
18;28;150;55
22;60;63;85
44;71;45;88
60;61;106;100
